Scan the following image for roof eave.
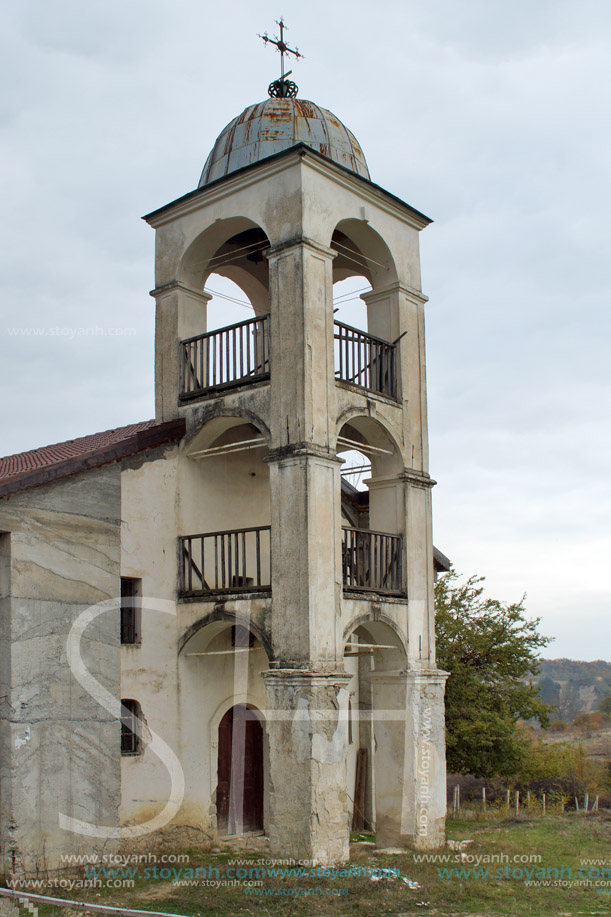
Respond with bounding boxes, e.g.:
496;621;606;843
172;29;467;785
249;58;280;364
0;418;186;498
143;143;433;229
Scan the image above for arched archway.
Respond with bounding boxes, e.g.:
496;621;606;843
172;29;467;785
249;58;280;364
337;416;405;597
174;220;272;399
331;220;397;293
217;704;264;836
179;218;271;316
179;415;271;596
342;620;407;834
179;619;270;838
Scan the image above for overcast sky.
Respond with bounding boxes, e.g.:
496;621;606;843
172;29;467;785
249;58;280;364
1;0;609;661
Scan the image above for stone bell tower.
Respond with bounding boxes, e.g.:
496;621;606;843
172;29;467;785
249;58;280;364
143;55;447;863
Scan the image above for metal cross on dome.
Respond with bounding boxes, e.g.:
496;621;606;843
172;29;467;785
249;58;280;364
258;18;303;98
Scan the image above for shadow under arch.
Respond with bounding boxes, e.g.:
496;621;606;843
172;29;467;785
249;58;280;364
331;218;398;291
178;217;271;316
336;412;404;478
184;411;271;459
178;609;273;665
343;613;408;662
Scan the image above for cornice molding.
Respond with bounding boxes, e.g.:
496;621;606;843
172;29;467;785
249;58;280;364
265;443;343;464
266;236;337;261
149;280;212;301
362;282;429;305
143;145;432;233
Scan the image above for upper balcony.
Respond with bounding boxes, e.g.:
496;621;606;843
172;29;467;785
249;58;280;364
334;320;397;400
180;314;270;400
179;312;396;402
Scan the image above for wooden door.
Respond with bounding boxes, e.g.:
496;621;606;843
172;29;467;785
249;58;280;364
217;705;264;835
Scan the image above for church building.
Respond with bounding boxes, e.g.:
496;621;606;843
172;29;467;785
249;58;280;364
0;42;448;873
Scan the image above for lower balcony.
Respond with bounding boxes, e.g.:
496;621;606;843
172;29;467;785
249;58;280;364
179;525;403;599
342;526;404;597
180;526;271;597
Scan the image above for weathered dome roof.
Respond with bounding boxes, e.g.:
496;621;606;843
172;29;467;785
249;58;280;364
199;98;370;187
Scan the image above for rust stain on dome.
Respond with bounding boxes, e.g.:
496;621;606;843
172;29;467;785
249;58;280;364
199;98;370;187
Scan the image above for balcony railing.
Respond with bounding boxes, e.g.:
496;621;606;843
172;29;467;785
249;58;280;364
180;526;271;596
181;314;270;398
342;526;403;596
334;321;397;399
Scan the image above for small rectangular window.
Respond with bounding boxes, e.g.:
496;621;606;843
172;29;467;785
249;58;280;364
120;577;141;645
121;699;142;755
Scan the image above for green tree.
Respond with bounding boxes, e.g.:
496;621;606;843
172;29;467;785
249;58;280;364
435;568;552;778
598;695;611;716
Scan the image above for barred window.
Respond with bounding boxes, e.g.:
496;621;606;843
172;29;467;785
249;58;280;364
121;699;142;755
120;578;141;646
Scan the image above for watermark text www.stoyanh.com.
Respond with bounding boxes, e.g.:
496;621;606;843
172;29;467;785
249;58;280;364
416;705;433;840
6;326;137;339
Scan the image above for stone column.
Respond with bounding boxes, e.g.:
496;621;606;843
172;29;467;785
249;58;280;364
362;282;430;471
266;238;337;449
262;670;352;865
265;237;344;668
367;470;436;665
402;470;437;667
370;670;447;850
406;671;448;850
266;446;343;668
150;281;211;422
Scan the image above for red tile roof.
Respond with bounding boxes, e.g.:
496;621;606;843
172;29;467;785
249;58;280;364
0;419;185;496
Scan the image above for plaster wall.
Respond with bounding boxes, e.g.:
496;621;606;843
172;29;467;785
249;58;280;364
0;468;122;874
120;441;271;832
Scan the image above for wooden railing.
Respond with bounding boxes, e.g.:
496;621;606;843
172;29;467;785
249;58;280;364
342;526;403;596
181;314;270;397
180;526;271;596
334;321;397;399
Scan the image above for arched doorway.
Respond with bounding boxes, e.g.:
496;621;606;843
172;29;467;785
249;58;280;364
217;704;264;835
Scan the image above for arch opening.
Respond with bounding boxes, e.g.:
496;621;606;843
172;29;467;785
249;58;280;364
338;417;405;596
343;620;407;833
179;219;270;306
179;417;271;597
179;619;269;838
177;221;271;397
331;222;399;399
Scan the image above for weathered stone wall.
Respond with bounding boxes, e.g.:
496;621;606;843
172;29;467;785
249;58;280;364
0;467;121;874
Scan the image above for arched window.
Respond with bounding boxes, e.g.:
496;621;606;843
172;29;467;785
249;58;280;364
121;699;143;755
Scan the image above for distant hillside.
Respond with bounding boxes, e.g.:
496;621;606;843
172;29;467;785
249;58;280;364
533;658;611;722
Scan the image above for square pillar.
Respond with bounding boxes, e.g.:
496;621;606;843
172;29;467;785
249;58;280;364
362;282;430;472
266;239;336;450
266;447;343;669
150;281;211;422
367;470;437;666
371;670;447;850
262;670;352;865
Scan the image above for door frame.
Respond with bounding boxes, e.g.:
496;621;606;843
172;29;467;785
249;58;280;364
211;696;267;836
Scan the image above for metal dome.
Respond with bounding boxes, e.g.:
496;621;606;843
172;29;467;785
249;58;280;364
198;98;370;187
